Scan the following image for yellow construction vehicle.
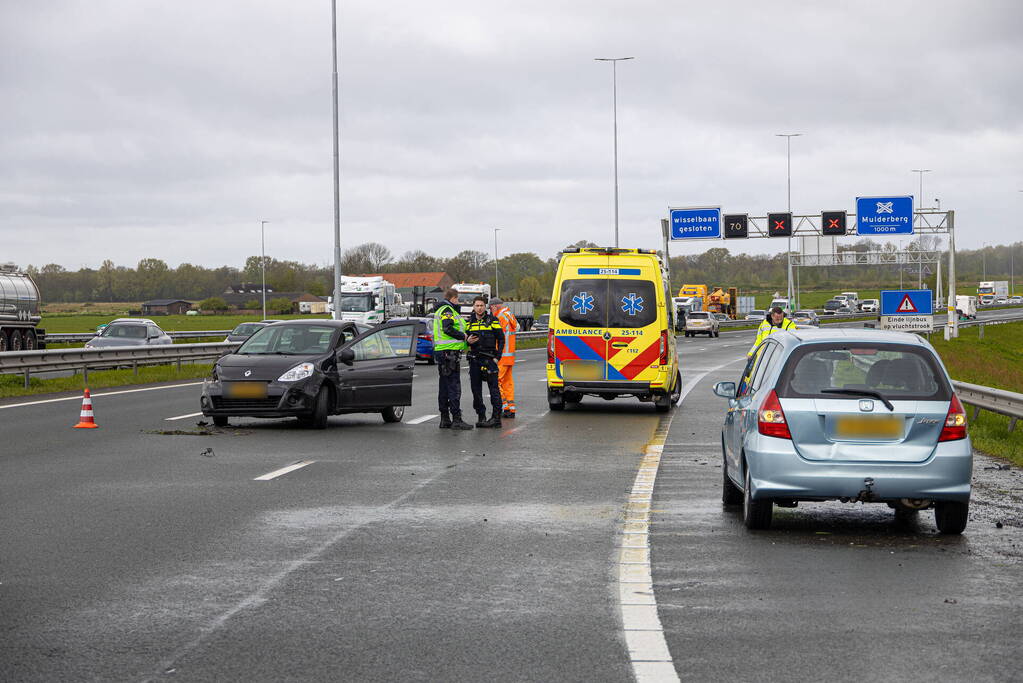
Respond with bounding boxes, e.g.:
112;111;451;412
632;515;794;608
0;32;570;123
677;284;739;318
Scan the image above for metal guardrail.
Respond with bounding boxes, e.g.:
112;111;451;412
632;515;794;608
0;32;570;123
953;381;1023;433
43;330;231;344
0;342;240;387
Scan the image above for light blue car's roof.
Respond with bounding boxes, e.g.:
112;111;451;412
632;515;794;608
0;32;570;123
777;327;929;347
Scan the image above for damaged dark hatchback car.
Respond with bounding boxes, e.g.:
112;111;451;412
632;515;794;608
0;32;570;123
200;319;423;428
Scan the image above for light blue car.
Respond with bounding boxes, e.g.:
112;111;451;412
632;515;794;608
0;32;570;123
713;328;971;533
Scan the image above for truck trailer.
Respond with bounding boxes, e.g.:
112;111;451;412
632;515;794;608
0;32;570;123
0;263;45;351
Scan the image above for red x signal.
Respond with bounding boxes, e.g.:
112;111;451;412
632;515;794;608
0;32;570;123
827;218;839;229
773;220;785;230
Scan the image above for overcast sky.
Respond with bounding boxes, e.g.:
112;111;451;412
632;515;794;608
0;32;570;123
2;1;1020;270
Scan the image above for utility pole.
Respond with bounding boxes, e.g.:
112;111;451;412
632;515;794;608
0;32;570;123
493;228;501;298
260;220;269;320
331;0;343;320
595;57;633;248
776;133;802;310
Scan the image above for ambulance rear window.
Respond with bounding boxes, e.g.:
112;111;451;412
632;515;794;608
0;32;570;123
557;279;657;329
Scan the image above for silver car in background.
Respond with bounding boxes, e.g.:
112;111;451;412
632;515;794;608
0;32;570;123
713;329;971;534
84;318;173;349
685;311;720;338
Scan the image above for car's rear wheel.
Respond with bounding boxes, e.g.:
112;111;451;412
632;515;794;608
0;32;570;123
714;330;720;338
934;500;969;535
722;441;742;506
548;389;564;411
742;464;772;530
212;415;229;427
382;405;404;423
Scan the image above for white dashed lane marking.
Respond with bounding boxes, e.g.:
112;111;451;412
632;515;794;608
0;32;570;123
165;411;204;421
253;461;316;481
407;414;438;425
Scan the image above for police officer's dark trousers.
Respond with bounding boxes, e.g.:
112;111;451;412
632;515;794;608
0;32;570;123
436;350;463;419
468;356;502;419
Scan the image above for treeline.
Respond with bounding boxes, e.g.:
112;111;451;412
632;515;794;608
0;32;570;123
24;240;1021;303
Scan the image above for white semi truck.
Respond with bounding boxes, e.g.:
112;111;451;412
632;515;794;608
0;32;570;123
333;276;408;325
978;281;1008;305
451;283;492;317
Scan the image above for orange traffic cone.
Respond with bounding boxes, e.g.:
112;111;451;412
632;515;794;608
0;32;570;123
74;388;99;429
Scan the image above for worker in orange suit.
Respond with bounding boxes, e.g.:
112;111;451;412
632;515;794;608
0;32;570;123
489;297;518;418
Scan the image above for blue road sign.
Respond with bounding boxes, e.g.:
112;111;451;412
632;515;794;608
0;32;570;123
880;289;933;316
669;207;721;240
856;196;914;236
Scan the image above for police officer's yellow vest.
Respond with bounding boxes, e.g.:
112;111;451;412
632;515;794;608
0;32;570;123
433;302;468;351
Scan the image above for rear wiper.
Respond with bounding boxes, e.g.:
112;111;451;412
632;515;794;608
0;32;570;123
821;388;894;412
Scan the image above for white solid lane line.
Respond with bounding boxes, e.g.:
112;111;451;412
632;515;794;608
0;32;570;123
407;414;438;425
0;381;205;410
254;460;316;481
165;411;204;421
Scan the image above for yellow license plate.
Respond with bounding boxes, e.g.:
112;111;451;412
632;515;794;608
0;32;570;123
225;382;268;399
835;416;902;438
562;361;603;381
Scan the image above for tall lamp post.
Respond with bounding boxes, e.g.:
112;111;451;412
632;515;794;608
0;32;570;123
493;228;501;298
776;133;802;310
911;169;931;288
330;0;343;320
595;56;633;248
260;220;269;320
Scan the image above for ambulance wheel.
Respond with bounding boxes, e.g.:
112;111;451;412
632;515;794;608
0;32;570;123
564;392;581;405
548;389;565;411
714;330;720;338
212;416;229;427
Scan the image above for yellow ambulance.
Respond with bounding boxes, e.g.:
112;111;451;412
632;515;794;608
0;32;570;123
545;247;681;412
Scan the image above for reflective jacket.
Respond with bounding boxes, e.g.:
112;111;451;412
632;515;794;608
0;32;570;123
433;301;468;351
466;312;505;359
748;317;796;356
494;306;518;365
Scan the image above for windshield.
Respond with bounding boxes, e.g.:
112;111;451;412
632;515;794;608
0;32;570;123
340;293;374;312
456;293;484;305
101;324;147;339
230;323;264;336
238;324;337;355
777;343;951;401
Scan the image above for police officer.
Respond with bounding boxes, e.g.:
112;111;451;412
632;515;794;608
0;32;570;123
488;297;518;418
466;295;505;428
433;288;473;430
748;306;796;357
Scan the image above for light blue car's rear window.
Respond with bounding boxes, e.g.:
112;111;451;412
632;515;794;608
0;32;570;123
777;343;950;401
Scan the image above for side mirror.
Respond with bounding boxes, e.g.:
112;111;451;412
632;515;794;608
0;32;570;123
338;348;355;366
712;381;737;399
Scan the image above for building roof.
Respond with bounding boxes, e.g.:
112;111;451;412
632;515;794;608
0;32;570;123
142;299;192;306
354;272;452;289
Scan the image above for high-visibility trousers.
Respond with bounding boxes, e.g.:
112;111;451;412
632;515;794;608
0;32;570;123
498;363;515;413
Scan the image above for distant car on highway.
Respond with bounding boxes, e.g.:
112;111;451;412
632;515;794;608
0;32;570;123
712;328;971;534
84;319;173;349
533;313;549;332
201;319;423;428
823;299;853;314
792;310;820;326
711;313;730;322
385;315;435;363
225;320;283;343
994;296;1008;305
685;311;720;338
860;299;879;313
1010;295;1023;304
745;309;766;321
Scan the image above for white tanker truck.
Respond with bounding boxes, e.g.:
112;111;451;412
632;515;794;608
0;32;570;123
0;263;45;351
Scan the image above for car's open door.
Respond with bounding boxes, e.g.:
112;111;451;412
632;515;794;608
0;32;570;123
337;321;423;409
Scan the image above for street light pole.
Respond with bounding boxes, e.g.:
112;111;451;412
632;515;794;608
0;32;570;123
911;170;931;289
330;0;343;320
595;57;634;248
260;220;269;320
776;133;802;311
493;228;501;298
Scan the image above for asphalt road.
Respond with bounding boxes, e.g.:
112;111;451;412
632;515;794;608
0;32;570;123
1;327;1020;682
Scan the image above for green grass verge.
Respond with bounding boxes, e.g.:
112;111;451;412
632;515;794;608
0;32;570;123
40;313;320;334
0;363;212;399
929;322;1023;466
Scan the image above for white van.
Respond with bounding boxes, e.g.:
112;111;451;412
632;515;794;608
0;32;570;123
839;292;860;310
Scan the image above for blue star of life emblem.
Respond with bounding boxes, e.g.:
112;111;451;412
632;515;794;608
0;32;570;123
572;291;595;315
621;292;644;316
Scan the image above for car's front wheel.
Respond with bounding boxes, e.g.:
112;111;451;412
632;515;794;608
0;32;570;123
742;464;773;530
302;386;330;429
934;500;969;535
722;446;742;506
382;405;404;423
